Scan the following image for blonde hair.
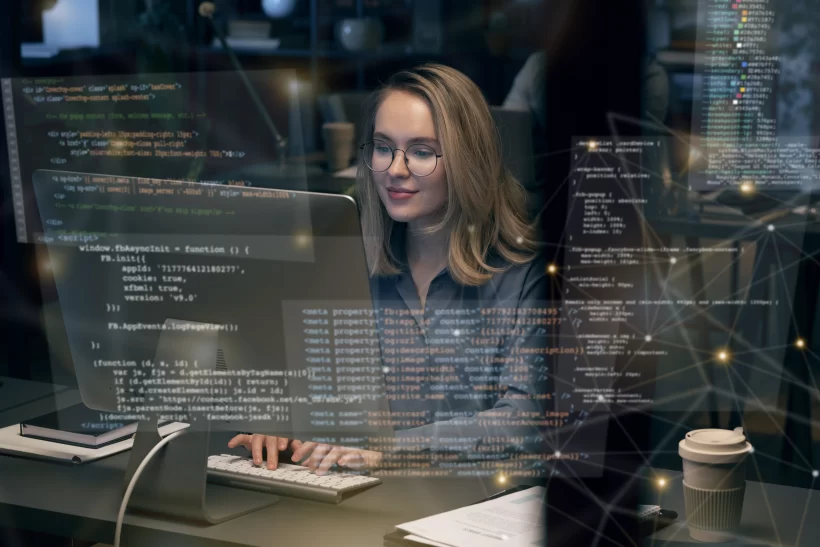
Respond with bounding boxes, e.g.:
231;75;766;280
356;63;538;286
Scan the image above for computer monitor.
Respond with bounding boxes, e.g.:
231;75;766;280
32;168;394;435
32;169;393;523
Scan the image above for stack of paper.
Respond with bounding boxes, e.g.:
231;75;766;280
389;486;546;547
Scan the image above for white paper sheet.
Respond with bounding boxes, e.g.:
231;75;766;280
397;486;546;547
404;535;453;547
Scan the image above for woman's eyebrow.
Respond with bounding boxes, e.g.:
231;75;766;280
373;132;439;145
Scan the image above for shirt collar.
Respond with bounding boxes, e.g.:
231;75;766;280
387;223;512;283
388;222;450;282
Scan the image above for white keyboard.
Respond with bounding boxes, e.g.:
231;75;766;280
207;454;382;503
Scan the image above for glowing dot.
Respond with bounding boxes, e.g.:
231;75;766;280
496;474;507;485
717;350;730;363
587;141;598;151
293;232;311;248
554;451;561;458
749;446;755;454
516;236;523;244
501;535;509;541
645;335;652;342
813;470;819;478
453;329;461;337
597;394;605;402
670;257;677;265
382;367;390;374
739;181;755;194
796;338;806;349
657;478;667;488
547;264;558;275
768;224;775;232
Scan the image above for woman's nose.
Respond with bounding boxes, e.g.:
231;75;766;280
387;150;411;178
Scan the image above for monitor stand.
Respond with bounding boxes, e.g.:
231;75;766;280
123;418;279;524
121;319;279;525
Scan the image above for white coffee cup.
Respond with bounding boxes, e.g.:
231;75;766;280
679;427;752;543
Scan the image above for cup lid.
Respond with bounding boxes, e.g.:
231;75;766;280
679;427;752;464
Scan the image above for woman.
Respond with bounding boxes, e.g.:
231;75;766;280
229;63;551;475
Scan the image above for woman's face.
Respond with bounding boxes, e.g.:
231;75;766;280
371;90;448;228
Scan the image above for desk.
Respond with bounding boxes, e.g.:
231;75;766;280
645;476;820;546
6;455;818;547
5;382;817;546
0;383;498;547
0;452;500;547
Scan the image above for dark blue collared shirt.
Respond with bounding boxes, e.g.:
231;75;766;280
371;225;553;454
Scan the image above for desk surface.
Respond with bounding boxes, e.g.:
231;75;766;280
3;380;819;546
0;380;499;546
5;454;818;547
644;475;820;546
0;451;499;547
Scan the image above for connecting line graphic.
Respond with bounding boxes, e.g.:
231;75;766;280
746;432;786;547
9;72;820;547
725;363;811;468
589;151;655;331
552;392;713;547
528;89;820;543
530;144;590;222
770;238;820;394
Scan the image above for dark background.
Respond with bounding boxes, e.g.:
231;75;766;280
3;1;820;546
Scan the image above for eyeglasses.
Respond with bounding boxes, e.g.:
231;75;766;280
359;139;443;177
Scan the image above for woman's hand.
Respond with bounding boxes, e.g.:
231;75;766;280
227;434;294;470
291;440;383;476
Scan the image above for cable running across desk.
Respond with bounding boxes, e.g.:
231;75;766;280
114;429;187;547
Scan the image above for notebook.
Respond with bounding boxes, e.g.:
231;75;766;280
1;421;188;464
20;403;168;448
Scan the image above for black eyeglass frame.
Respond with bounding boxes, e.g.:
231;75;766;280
358;139;443;177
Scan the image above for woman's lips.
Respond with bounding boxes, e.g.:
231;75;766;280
386;188;417;200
